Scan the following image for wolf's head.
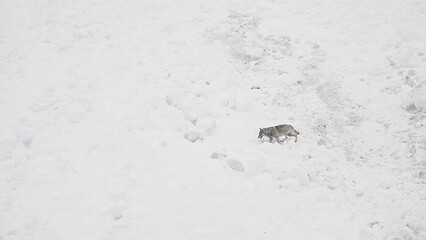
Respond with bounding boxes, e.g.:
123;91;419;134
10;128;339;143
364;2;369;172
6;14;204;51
258;128;265;139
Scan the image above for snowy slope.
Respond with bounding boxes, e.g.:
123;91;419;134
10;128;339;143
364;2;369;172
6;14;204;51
1;0;425;239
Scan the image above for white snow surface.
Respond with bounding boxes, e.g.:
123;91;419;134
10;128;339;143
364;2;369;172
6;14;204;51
1;0;426;239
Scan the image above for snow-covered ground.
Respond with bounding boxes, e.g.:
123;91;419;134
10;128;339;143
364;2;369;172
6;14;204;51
1;0;425;239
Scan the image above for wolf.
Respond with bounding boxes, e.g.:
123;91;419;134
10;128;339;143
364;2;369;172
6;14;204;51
258;124;300;143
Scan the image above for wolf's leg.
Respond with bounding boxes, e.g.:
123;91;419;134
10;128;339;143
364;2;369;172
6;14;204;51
275;135;281;143
294;135;297;142
269;136;272;142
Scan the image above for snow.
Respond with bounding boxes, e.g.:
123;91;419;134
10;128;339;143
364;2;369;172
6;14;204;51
1;0;426;239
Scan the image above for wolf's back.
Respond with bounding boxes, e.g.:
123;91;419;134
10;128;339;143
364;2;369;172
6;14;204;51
276;124;293;134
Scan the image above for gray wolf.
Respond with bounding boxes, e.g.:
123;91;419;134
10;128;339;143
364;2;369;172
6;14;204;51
258;124;300;143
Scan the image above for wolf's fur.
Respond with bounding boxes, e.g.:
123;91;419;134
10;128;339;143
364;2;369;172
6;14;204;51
258;124;300;143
